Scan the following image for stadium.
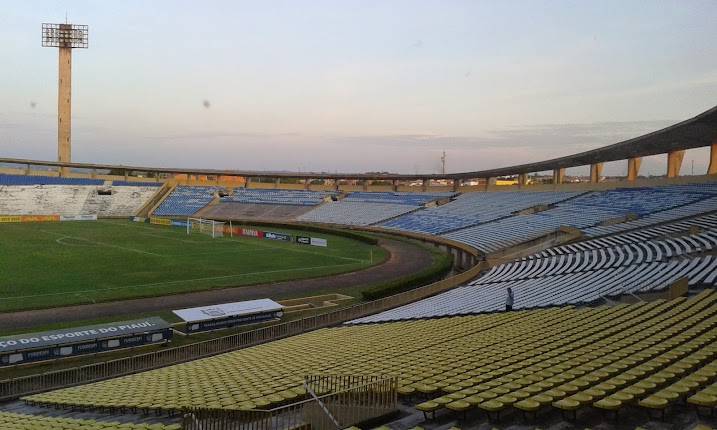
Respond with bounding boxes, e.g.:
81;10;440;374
2;5;717;430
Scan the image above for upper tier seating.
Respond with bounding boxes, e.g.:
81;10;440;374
152;186;221;217
110;180;162;187
442;185;717;253
380;191;580;235
532;213;717;259
583;196;717;237
221;189;335;206
0;185;159;217
0;173;103;186
343;191;455;206
298;201;421;226
0;411;180;430
24;292;717;424
296;191;455;226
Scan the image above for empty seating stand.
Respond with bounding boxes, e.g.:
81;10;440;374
153;186;222;217
380;191;580;235
297;192;451;226
22;292;717;425
0;185;159;217
441;185;717;253
0;411;180;430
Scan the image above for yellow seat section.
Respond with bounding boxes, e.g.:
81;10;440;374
20;290;717;423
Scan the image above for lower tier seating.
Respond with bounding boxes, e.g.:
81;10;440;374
24;291;717;424
0;411;180;430
197;202;316;221
297;201;420;226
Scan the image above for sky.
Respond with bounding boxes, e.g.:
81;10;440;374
1;0;716;176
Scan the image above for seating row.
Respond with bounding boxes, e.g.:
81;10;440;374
380;191;580;235
350;256;717;323
0;174;103;186
533;213;717;259
0;411;180;430
344;192;455;206
478;231;717;284
297;201;421;226
24;292;717;425
221;189;334;206
584;196;717;237
442;185;717;253
153;186;221;217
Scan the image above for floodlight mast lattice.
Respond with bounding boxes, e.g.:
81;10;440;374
42;23;88;176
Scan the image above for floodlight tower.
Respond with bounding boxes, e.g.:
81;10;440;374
42;23;88;176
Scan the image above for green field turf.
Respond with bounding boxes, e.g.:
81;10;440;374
0;220;387;312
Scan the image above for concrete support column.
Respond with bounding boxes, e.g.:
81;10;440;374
274;177;280;189
421;179;428;192
124;170;129;181
518;173;529;187
590;163;603;184
58;47;72;177
485;177;496;191
392;179;398;192
362;180;368;191
91;168;97;179
708;142;717;175
452;178;461;192
25;164;31;175
667;150;685;178
552;168;565;185
244;177;251;188
304;179;311;190
627;157;641;181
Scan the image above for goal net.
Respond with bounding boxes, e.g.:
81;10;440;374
187;217;226;238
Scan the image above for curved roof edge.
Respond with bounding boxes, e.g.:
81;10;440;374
1;104;716;180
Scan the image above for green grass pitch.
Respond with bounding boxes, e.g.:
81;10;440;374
0;220;387;312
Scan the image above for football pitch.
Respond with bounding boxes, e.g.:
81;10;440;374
0;220;387;312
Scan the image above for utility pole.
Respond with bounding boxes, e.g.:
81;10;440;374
441;150;446;175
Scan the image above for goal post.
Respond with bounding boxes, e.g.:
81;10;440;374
187;217;226;238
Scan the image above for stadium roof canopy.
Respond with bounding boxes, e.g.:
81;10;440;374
1;104;716;180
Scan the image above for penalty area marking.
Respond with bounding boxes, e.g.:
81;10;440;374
0;262;360;300
40;229;164;257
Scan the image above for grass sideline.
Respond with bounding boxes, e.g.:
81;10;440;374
0;220;387;312
0;236;453;380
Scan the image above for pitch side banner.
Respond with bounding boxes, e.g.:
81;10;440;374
171;220;188;228
0;215;60;223
296;236;311;245
0;317;170;354
60;214;97;222
310;237;328;247
150;217;172;226
264;231;292;242
241;228;264;238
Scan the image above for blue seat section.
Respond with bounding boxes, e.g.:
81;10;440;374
380;191;579;235
343;192;455;206
153;186;222;216
352;205;717;324
220;189;334;206
443;184;717;253
111;181;162;187
0;174;103;186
